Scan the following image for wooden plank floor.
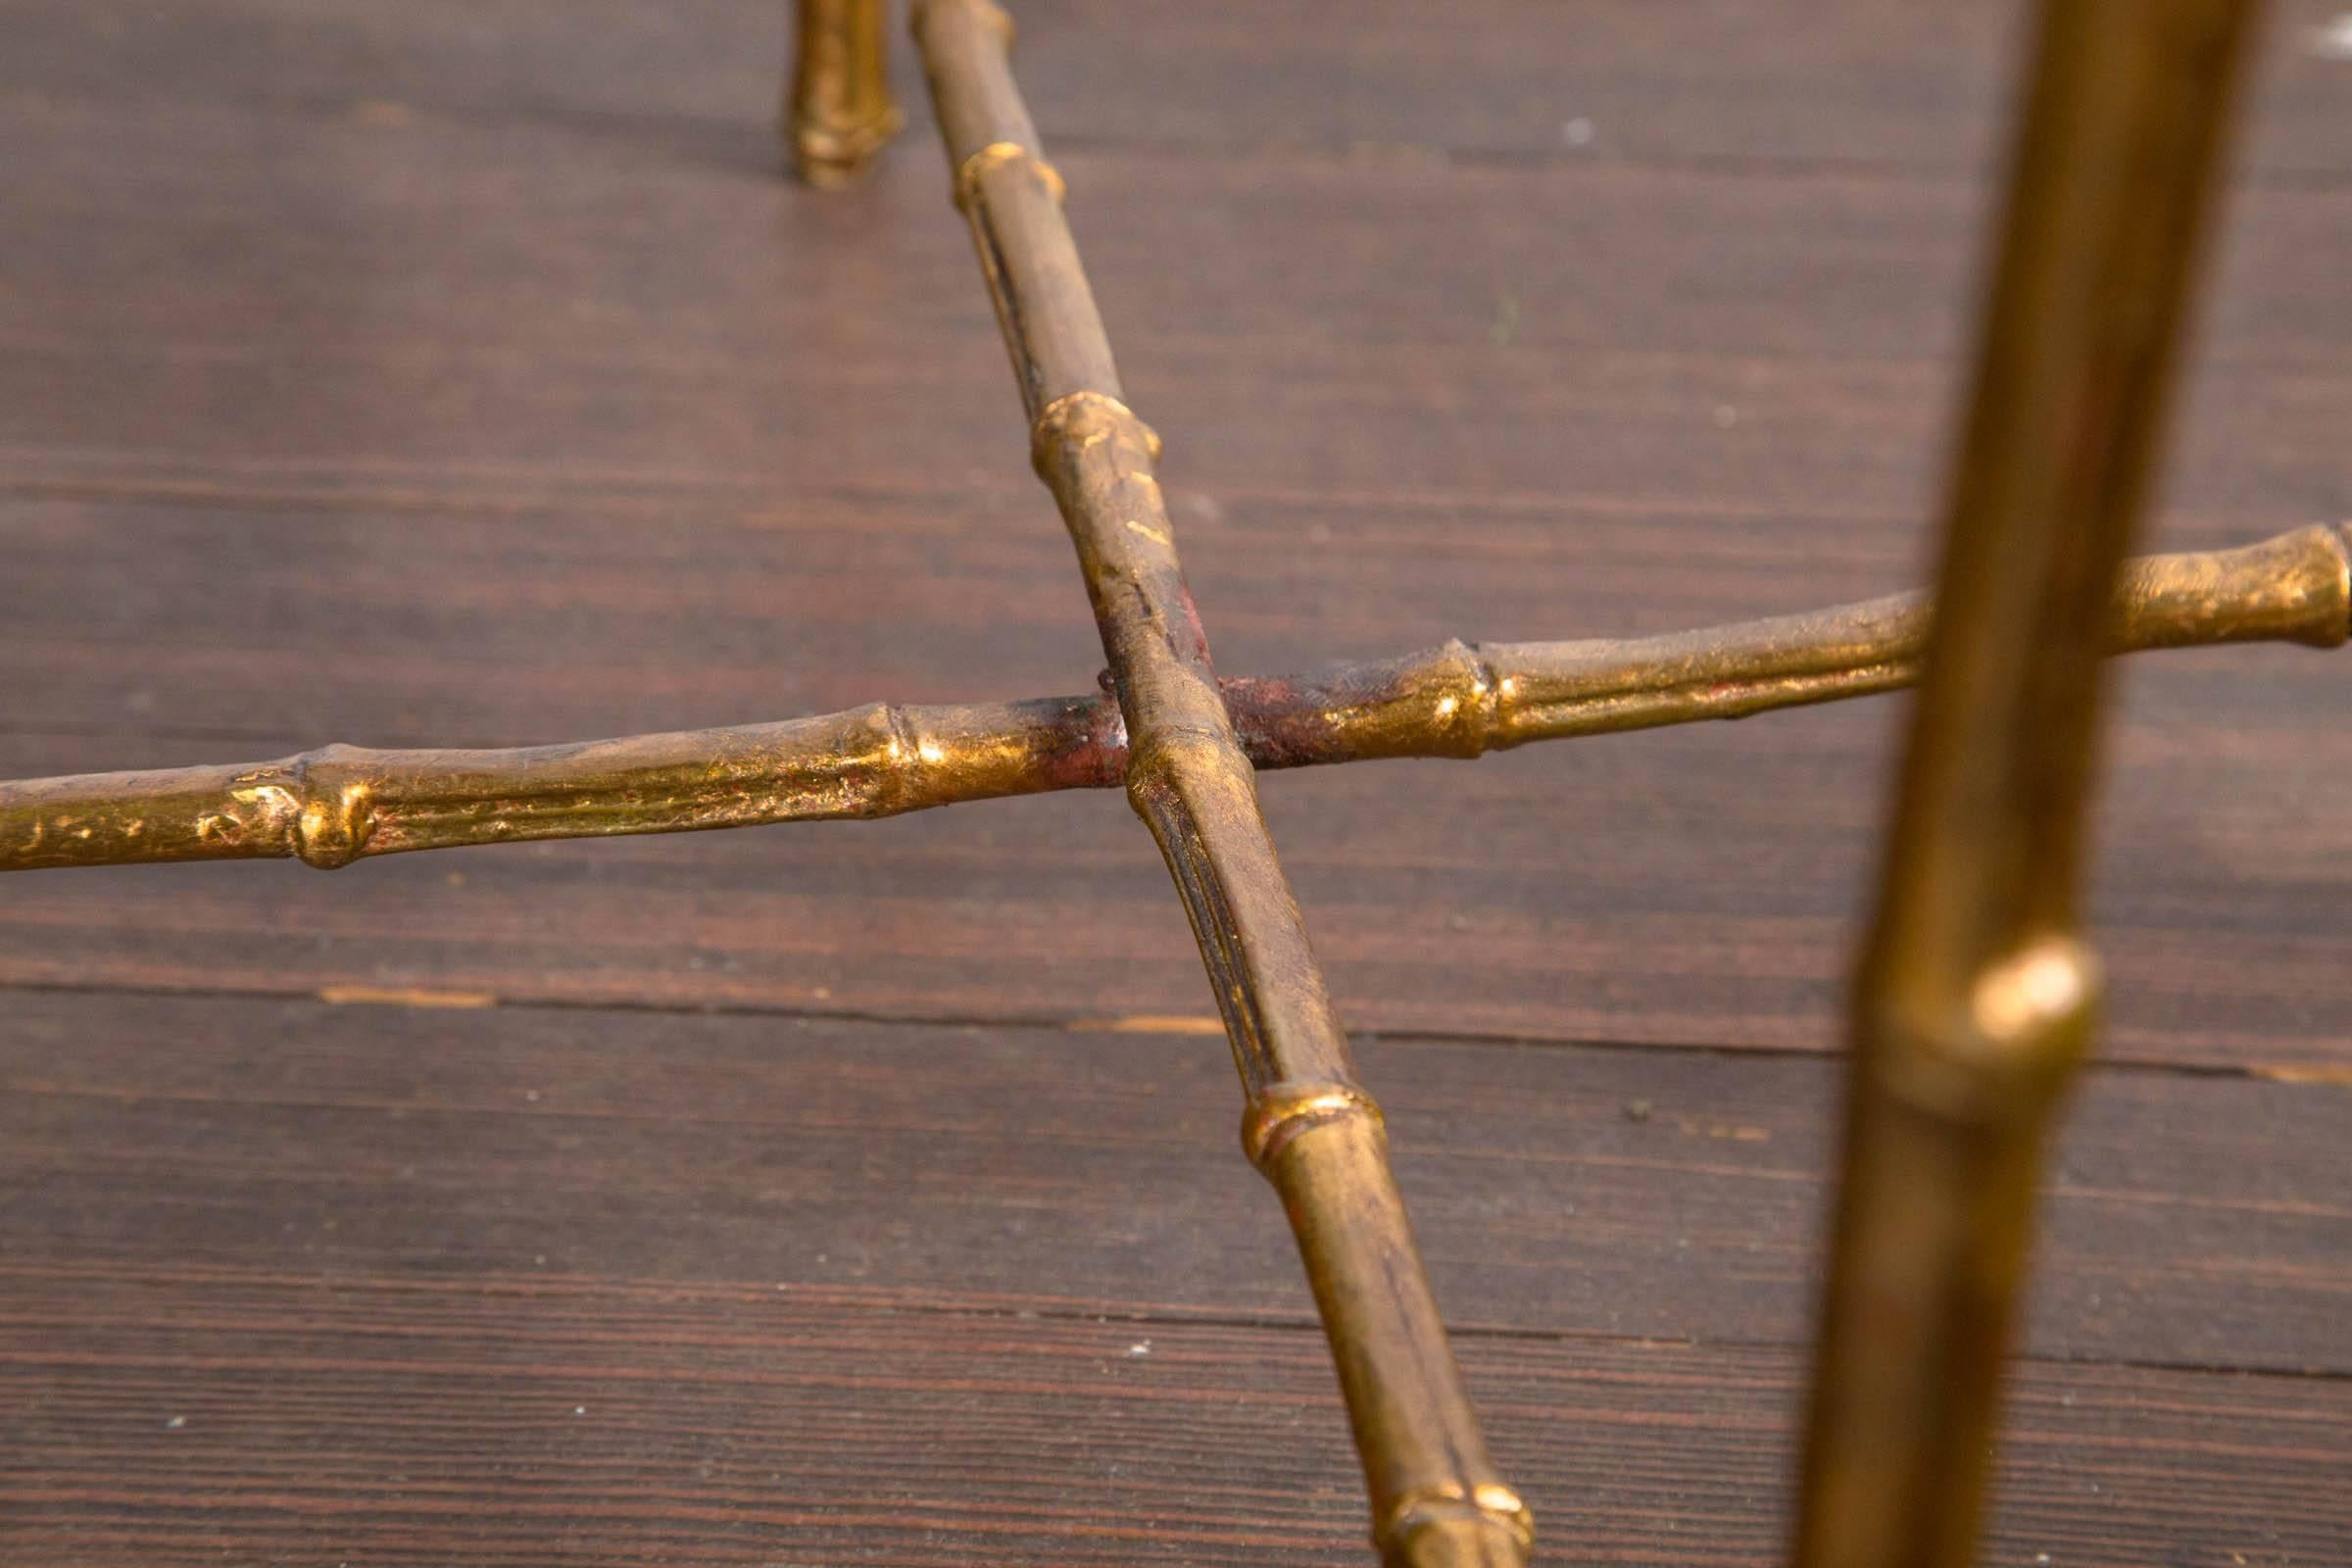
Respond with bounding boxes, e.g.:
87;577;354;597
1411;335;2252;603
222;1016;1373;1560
3;3;2347;1564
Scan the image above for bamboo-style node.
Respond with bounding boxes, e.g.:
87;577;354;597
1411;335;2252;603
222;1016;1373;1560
1239;1082;1386;1170
956;139;1064;210
1032;388;1159;465
1864;936;2100;1128
1381;1482;1538;1568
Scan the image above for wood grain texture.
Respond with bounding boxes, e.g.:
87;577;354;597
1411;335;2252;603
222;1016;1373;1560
9;0;2352;179
4;1266;2345;1568
3;992;2344;1376
3;1;2347;1562
7;92;2352;522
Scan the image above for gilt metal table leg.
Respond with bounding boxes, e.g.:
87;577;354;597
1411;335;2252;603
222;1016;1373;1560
1793;5;2263;1568
787;0;902;184
910;2;1530;1563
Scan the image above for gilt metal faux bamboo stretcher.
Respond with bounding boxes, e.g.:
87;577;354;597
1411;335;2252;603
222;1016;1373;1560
8;1;2300;1565
6;524;2341;872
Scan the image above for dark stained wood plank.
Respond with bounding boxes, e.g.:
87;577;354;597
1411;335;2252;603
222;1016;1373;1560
4;990;2344;1374
6;85;2352;527
2;1265;2345;1567
12;84;2352;376
10;0;2352;182
6;485;2340;740
1;75;2348;1070
1018;0;2352;184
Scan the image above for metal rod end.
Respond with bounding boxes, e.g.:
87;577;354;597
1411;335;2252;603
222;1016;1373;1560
788;101;906;187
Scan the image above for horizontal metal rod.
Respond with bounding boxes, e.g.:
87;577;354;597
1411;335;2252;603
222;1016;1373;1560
2;523;2341;874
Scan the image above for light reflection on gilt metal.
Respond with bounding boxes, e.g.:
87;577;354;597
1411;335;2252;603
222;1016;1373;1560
2;524;2344;872
7;0;2296;1565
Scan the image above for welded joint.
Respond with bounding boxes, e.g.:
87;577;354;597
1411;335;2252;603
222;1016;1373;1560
1123;726;1244;796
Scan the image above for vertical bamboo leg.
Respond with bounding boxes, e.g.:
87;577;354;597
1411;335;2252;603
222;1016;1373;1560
1792;5;2262;1568
911;3;1529;1563
787;0;902;185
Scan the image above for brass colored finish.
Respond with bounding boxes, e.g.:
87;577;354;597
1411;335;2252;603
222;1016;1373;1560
1795;5;2262;1568
786;0;901;185
0;696;1119;872
4;523;2343;874
914;1;1526;1561
1248;523;2350;758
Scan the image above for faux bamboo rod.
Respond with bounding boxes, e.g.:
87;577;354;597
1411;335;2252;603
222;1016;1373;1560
913;2;1526;1563
785;0;901;185
3;522;2342;874
1793;4;2261;1568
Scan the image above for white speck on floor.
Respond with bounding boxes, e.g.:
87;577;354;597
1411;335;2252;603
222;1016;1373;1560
1562;117;1595;147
